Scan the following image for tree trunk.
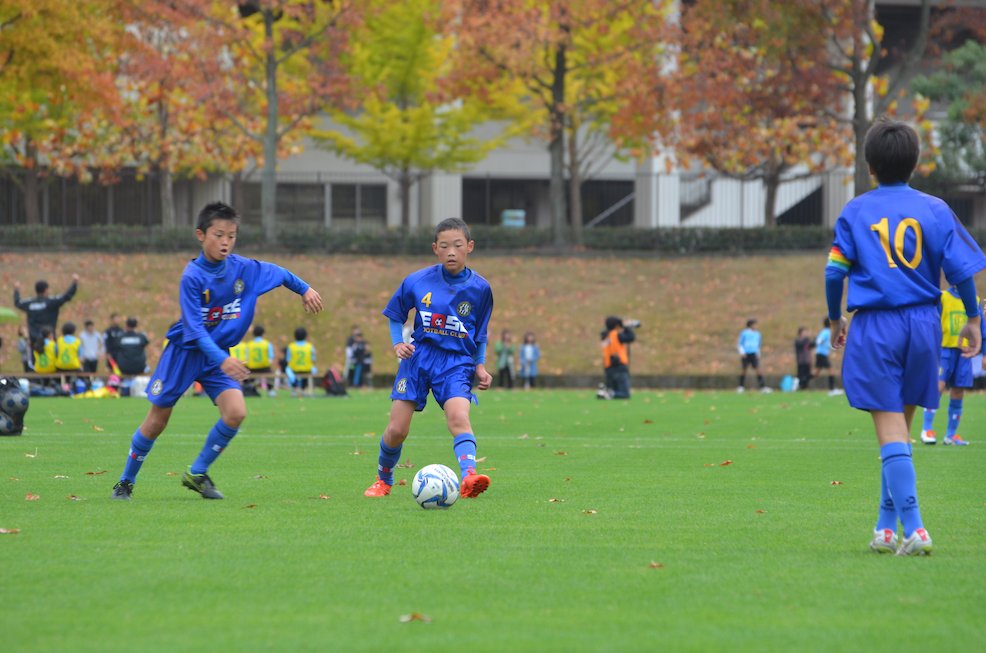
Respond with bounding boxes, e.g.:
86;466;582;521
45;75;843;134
261;8;279;244
160;167;176;228
852;57;871;196
548;44;567;246
399;171;412;232
567;124;583;246
23;139;40;226
763;173;779;227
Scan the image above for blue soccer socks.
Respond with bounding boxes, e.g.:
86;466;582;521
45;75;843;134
190;420;238;475
880;442;924;537
121;430;155;483
376;438;403;485
453;433;478;478
947;398;963;439
875;467;898;532
922;408;936;432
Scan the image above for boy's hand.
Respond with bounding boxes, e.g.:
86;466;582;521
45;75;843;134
959;316;982;358
474;364;492;391
831;316;849;349
221;356;250;381
302;287;323;314
393;342;415;360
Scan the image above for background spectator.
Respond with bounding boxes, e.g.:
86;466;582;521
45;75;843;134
16;325;32;373
520;331;541;390
13;274;79;343
347;331;372;387
495;329;516;389
794;327;814;391
115;317;150;375
79;320;104;381
104;313;125;373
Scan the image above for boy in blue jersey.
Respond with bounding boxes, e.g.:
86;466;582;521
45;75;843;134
919;286;986;446
110;202;323;500
364;218;494;499
825;119;986;555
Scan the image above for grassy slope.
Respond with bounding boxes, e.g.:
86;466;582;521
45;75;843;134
2;391;984;652
2;251;984;378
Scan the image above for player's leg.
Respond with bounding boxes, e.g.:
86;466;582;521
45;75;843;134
945;387;968;445
737;355;748;391
442;396;489;498
111;404;173;500
182;372;248;499
365;399;416;496
872;410;931;554
923;367;948;444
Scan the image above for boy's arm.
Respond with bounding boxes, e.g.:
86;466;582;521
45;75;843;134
389;318;414;360
254;260;322;313
55;275;79;306
474;341;492;391
955;277;982;357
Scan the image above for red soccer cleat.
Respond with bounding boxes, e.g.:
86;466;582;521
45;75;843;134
460;469;490;498
363;477;393;497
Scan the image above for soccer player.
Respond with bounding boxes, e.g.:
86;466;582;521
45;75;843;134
826;119;986;556
110;202;322;500
919;286;986;446
364;217;493;499
13;274;79;343
736;318;769;393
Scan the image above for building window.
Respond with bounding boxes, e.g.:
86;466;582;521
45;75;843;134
330;183;386;229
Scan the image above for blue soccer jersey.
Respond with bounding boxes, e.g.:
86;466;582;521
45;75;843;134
165;253;310;365
383;264;493;358
827;184;986;311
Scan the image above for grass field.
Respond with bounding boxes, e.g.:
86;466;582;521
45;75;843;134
2;389;985;652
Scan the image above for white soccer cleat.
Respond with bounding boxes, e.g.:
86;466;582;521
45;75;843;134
828;389;844;396
736;386;746;393
920;430;937;445
869;528;898;554
896;528;933;556
760;386;773;394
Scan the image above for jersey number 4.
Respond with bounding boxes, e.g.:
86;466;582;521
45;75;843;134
870;217;923;269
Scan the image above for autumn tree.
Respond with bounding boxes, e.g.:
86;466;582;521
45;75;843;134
202;0;355;243
0;0;125;225
822;0;932;195
675;0;850;226
454;0;672;246
313;0;523;231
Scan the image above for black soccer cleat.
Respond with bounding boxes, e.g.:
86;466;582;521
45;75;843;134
111;480;134;500
181;469;225;499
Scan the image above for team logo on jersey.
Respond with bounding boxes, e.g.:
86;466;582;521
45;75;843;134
396;378;408;393
201;298;243;326
419;310;469;338
457;302;472;317
233;279;245;294
150;379;163;396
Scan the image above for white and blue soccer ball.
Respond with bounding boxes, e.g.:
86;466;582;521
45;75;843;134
411;463;460;509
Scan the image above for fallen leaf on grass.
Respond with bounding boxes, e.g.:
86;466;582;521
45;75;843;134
643;419;654;424
548;498;565;503
351;448;364;456
756;509;767;514
92;425;104;432
0;528;21;535
243;504;257;509
517;434;530;439
8;477;18;481
253;475;269;480
318;494;331;500
830;481;843;485
476;456;487;463
482;467;497;471
67;495;84;501
396;461;415;469
719;460;733;466
648;561;665;569
165;471;178;476
554;451;567;456
399;613;431;623
24;449;38;458
25;493;39;501
397;479;407;486
746;444;757;449
53;475;69;479
53;419;63;425
583;509;598;515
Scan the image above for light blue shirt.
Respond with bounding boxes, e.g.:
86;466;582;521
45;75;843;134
737;328;761;355
815;328;831;357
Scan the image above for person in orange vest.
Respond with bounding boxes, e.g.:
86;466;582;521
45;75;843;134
599;316;637;400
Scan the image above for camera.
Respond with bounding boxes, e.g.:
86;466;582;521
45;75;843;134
623;319;641;329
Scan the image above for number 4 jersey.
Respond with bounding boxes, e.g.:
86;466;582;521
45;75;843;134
828;183;986;312
383;264;493;358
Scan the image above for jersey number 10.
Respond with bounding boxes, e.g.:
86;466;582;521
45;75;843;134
870;217;923;270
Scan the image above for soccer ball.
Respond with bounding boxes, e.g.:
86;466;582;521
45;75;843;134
411;464;460;509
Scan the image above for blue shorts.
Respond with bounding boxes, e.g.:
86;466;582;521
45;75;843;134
842;305;941;412
391;344;477;411
145;344;241;408
939;348;974;389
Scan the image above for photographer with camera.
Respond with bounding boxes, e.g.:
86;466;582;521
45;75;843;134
599;316;638;400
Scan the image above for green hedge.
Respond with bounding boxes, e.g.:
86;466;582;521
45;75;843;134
3;224;984;255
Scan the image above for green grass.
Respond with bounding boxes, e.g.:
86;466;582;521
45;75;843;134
2;390;985;652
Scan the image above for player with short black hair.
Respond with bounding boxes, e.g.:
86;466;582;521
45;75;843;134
826;118;986;556
364;217;493;498
111;201;323;500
